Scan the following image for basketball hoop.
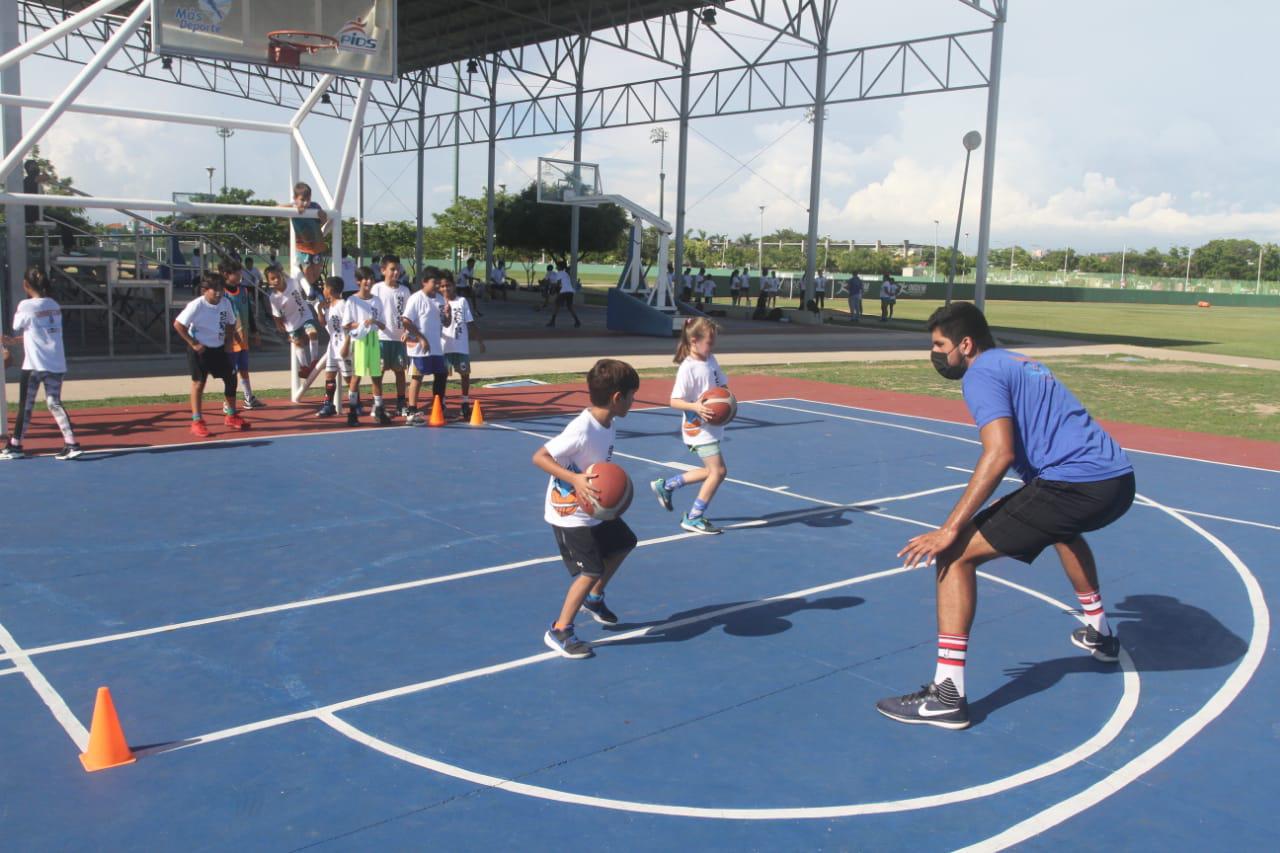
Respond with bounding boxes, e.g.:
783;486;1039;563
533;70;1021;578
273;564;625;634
267;30;339;68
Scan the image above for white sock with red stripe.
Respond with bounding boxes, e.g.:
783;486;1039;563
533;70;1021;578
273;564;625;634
1076;588;1112;635
935;633;968;698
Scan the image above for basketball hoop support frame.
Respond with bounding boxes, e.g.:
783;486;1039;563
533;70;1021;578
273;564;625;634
0;1;374;401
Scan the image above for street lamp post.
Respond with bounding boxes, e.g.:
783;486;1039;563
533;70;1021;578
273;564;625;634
1063;246;1070;278
215;127;234;192
1184;248;1192;291
205;166;214;197
945;131;982;305
1257;244;1264;294
933;219;939;283
650;127;668;221
758;205;765;272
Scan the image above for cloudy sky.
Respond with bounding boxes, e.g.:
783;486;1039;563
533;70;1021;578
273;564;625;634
19;0;1280;252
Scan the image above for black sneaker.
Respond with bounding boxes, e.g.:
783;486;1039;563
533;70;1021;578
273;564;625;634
581;597;618;625
242;395;267;410
1071;625;1120;663
875;680;970;730
460;402;473;422
346;408;360;427
54;444;83;461
374;405;393;425
315;402;337;418
544;624;594;659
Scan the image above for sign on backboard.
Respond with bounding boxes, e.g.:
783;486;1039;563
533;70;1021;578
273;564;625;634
151;0;397;80
536;158;602;206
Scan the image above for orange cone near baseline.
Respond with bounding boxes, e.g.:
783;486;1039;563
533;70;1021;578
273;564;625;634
469;400;485;426
79;686;136;772
428;395;446;427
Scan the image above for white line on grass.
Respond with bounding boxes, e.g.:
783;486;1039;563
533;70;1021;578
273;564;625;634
0;621;89;751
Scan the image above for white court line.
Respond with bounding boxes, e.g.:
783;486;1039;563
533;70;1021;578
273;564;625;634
138;563;924;758
318;577;1140;820
0;621;89;751
960;494;1270;852
781;396;1280;474
0;666;23;677
1;479;962;664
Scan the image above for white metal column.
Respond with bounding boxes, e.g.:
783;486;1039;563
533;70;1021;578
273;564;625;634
673;11;695;294
973;1;1007;311
802;0;832;311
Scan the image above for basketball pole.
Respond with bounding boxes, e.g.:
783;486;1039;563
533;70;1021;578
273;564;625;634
484;55;498;279
802;0;832;313
569;38;586;286
972;2;1007;312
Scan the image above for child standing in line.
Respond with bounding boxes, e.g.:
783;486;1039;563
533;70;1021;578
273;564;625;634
533;358;641;658
316;276;351;418
442;270;485;421
370;254;411;423
172;273;250;438
219;258;265;409
1;268;84;460
650;317;729;535
341;266;385;427
264;263;321;380
400;266;451;425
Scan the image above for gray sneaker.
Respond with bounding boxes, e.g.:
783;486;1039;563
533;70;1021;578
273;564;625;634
680;514;722;535
1071;625;1120;663
544;624;594;659
650;478;674;512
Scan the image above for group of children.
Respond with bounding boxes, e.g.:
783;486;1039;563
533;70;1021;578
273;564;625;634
536;316;729;658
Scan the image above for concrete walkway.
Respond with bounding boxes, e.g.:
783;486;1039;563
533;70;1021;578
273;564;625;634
5;294;1278;404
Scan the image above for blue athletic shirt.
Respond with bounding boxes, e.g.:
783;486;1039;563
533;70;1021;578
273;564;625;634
961;349;1133;484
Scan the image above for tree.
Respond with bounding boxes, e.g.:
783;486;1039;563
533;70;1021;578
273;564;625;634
432;194;488;257
0;146;91;232
494;184;629;267
161;187;286;257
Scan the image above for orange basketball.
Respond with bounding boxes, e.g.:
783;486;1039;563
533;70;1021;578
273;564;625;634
577;462;634;521
699;386;737;426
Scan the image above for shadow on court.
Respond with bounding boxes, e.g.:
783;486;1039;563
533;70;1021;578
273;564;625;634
969;594;1248;725
716;505;881;530
606;594;863;644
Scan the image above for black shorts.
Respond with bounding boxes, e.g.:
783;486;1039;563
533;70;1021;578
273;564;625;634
556;292;574;307
552;518;637;578
973;472;1136;563
187;345;234;382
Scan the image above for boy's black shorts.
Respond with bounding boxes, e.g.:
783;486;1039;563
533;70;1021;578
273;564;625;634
187;345;234;382
553;518;637;578
972;471;1136;563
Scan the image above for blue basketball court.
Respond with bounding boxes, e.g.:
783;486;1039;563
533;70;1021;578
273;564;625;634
1;396;1274;850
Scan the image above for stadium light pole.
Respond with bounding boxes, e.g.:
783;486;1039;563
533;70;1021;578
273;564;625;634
1184;247;1192;291
933;219;939;282
215;126;233;192
1120;244;1127;287
945;131;981;305
650;127;668;221
1257;244;1263;293
758;205;765;272
205;166;214;197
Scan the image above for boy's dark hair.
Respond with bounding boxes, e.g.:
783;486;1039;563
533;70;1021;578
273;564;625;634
199;271;224;291
926;301;996;350
23;266;50;296
245;255;255;264
324;276;345;295
217;258;242;276
381;254;401;267
293;181;312;200
441;268;455;282
355;265;376;281
263;263;284;280
421;265;441;282
587;358;640;407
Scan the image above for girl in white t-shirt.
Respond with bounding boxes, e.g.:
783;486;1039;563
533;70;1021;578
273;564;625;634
651;317;729;535
1;268;82;460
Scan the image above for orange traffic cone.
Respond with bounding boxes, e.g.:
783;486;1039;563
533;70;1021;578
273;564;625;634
469;399;485;426
428;395;446;427
79;686;136;772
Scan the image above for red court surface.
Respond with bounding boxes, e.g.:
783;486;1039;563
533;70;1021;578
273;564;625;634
6;375;1278;471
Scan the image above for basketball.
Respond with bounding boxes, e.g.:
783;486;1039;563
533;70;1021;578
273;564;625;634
699;386;737;426
577;462;633;521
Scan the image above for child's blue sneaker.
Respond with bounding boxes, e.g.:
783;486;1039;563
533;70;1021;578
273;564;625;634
544;624;594;659
680;514;722;535
650;478;674;512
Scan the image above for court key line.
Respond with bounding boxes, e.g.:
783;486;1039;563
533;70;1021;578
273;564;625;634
0;621;89;751
0;480;959;664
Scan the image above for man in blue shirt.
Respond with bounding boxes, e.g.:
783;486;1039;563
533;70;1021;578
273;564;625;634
878;302;1136;730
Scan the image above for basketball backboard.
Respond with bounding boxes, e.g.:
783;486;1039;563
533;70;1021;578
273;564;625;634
537;158;602;206
151;0;397;80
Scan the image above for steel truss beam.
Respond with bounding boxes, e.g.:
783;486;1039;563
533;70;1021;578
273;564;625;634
363;27;993;154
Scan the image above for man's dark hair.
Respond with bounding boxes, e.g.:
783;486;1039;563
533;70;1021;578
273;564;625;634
587;358;640;407
926;301;996;350
324;276;345;295
217;258;242;276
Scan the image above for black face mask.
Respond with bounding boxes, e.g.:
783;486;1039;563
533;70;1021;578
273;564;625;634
931;347;967;380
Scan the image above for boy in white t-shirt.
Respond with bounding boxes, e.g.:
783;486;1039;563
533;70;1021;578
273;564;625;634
442;272;486;421
400;266;451;425
371;254;411;423
341;266;386;427
545;261;581;328
1;267;83;460
172;273;250;438
315;277;351;418
532;358;641;658
814;271;828;309
264;263;321;379
487;257;509;301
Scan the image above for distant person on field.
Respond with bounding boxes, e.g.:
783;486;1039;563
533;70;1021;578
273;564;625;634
813;269;827;310
877;302;1135;731
535;264;555;311
846;272;864;322
546;260;581;328
729;269;742;306
879;274;896;321
488;257;509;301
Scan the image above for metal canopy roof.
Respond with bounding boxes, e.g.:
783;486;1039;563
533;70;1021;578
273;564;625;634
397;0;706;71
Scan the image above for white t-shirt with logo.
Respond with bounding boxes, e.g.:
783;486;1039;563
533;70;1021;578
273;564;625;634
443;296;475;354
268;279;313;332
323;298;348;360
12;297;67;373
177;295;237;349
671;353;728;447
342;294;382;340
372;281;411;342
543;408;617;528
403;289;447;357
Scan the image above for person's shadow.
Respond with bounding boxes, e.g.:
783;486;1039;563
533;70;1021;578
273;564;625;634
605;594;863;646
969;594;1248;725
